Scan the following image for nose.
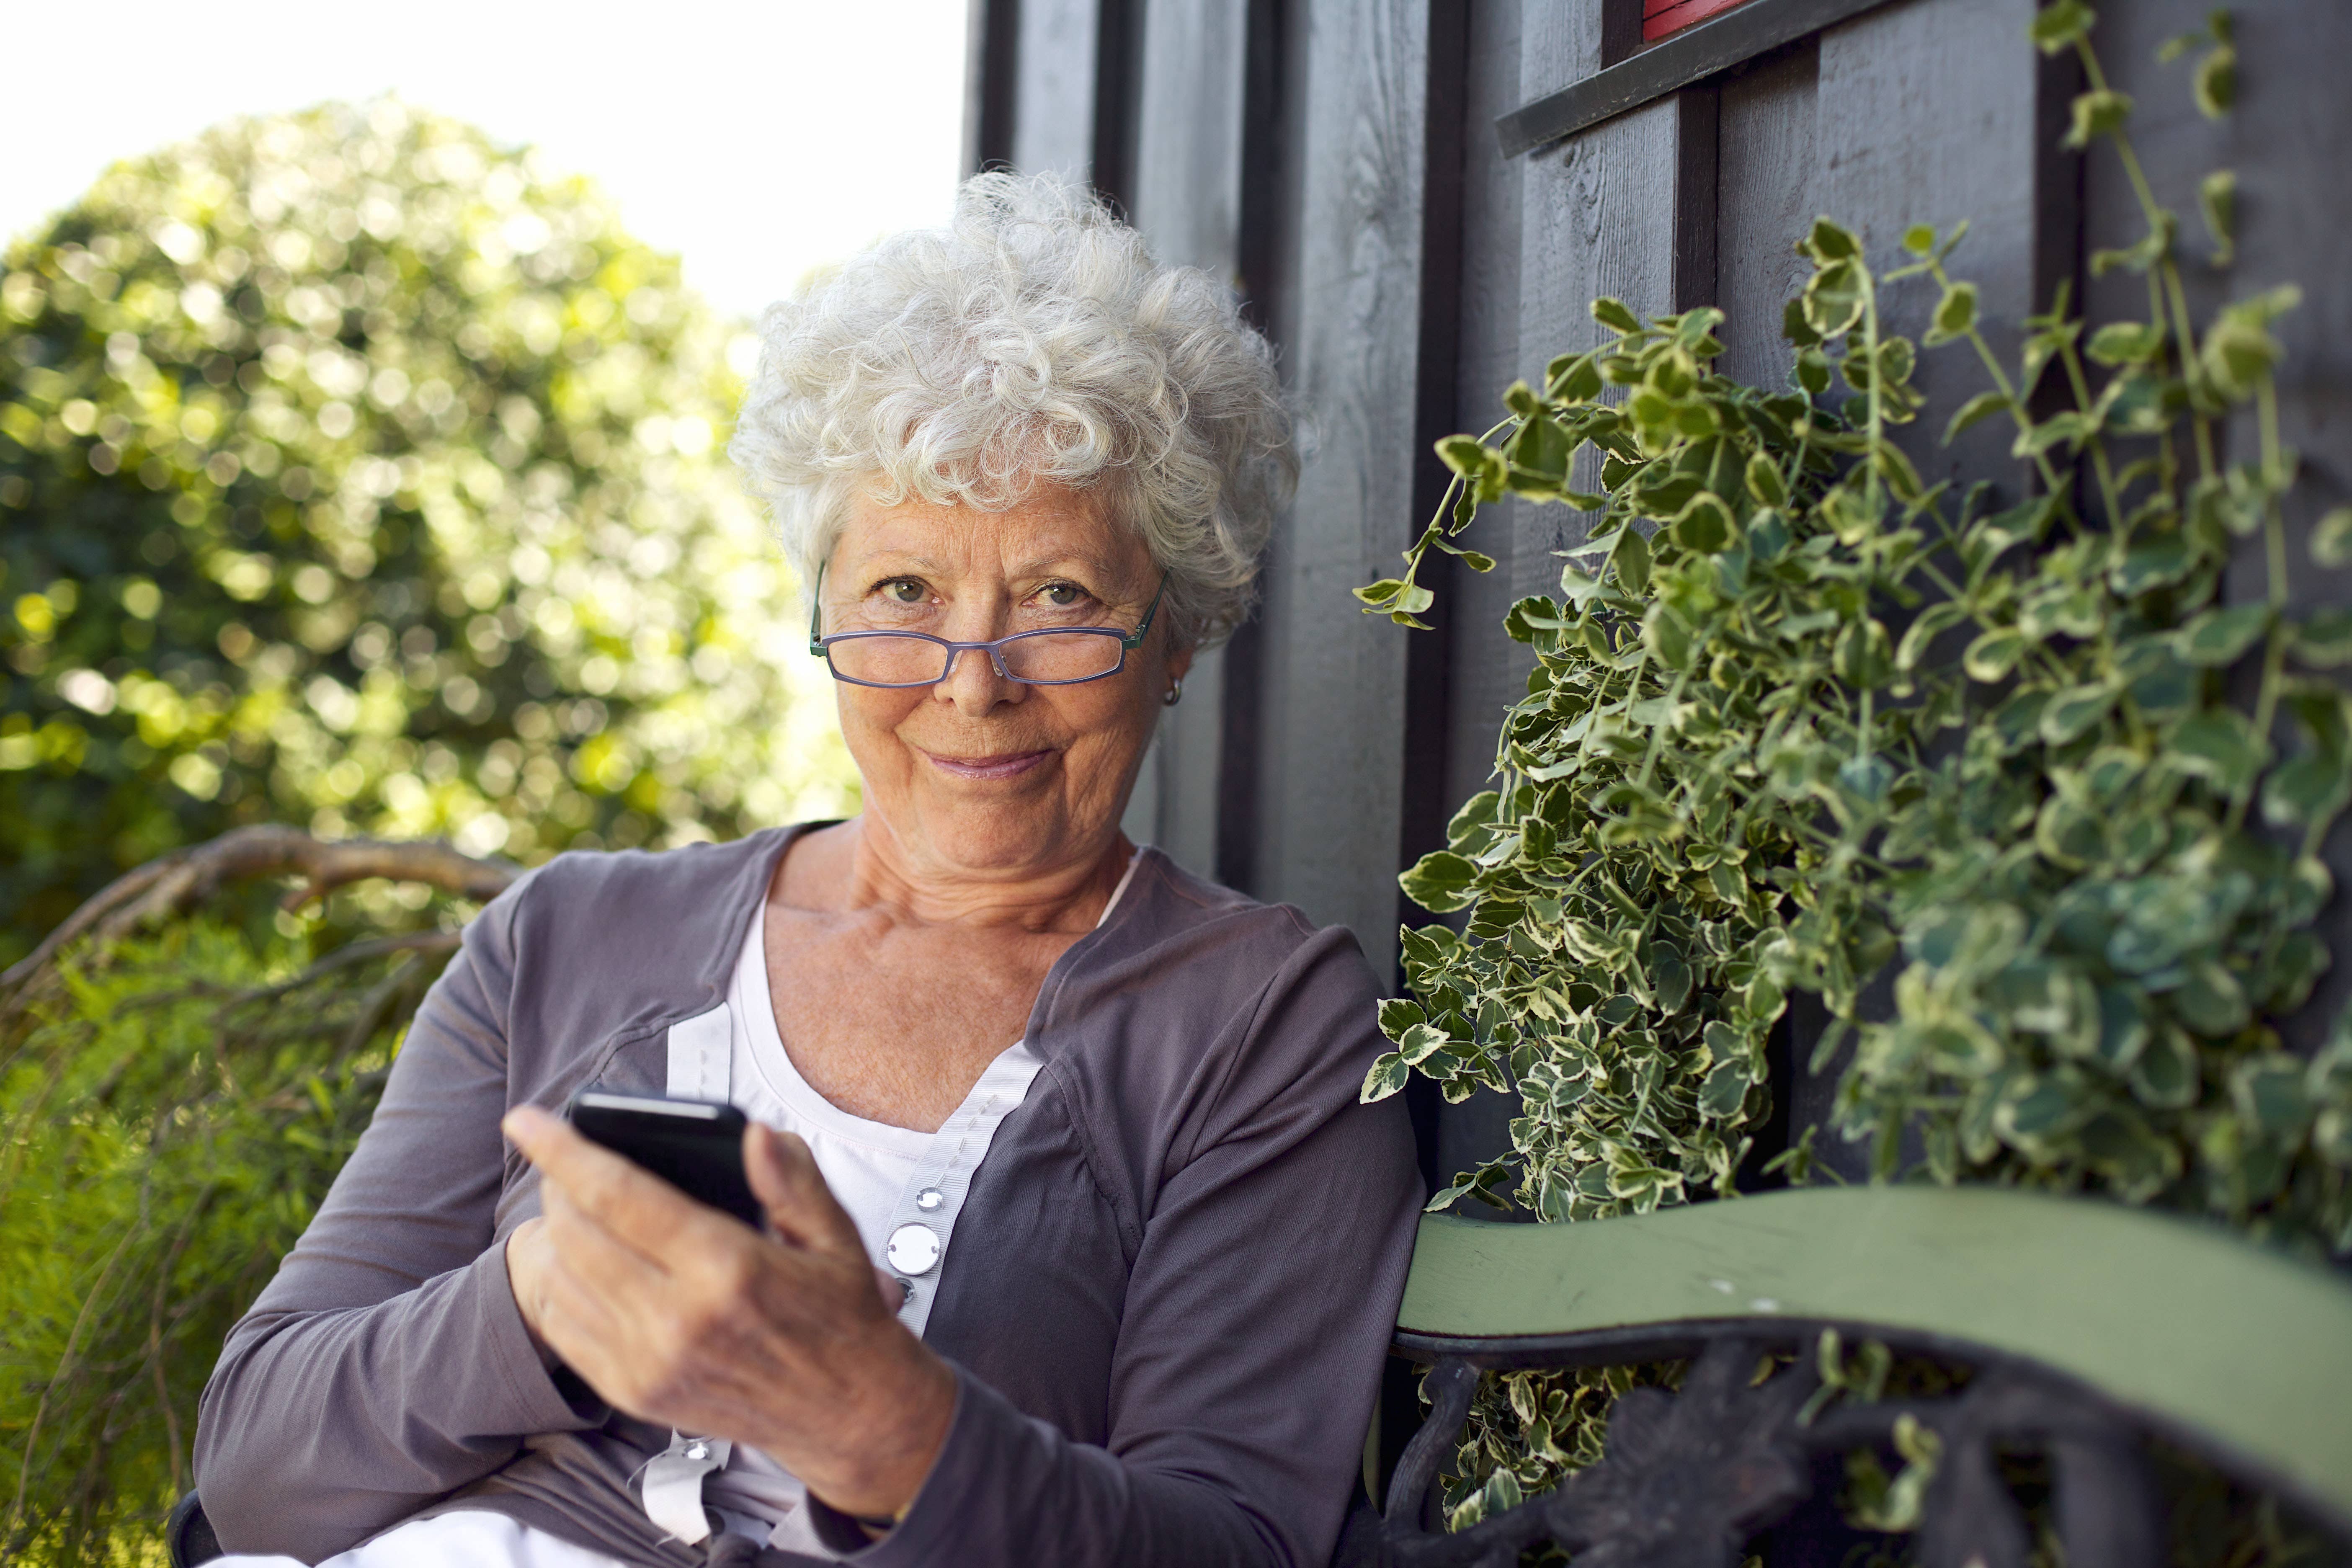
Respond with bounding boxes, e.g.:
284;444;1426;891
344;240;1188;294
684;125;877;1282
934;643;1027;717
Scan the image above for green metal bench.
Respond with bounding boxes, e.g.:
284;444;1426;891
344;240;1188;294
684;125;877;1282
1351;1186;2352;1566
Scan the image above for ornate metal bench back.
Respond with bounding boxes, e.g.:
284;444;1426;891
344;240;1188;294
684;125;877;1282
1357;1187;2352;1567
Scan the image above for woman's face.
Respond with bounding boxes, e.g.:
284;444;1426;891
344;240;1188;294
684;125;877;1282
820;483;1190;883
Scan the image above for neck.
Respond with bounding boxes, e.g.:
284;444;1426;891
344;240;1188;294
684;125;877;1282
812;817;1135;932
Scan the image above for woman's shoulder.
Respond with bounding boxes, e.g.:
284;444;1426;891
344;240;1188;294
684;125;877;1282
1055;847;1386;1055
1116;848;1359;975
469;828;792;981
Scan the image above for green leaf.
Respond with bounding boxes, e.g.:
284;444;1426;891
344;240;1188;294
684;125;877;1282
1399;850;1481;913
2112;532;2195;596
1901;224;1937;258
1612;523;1653;596
1745;452;1787;507
1896;602;1969;671
1963;626;2028;683
2291;608;2352;669
2312;507;2352;569
1699;1057;1751;1118
2086;320;2164;366
1803;259;1866;339
1942;391;2012;445
1924;281;1979;346
1779;297;1823;351
1643;603;1697;671
2194;43;2236;119
2090;231;2168;279
1360;1052;1411;1103
1673;492;1735;554
2029;0;2094;55
1354;578;1408;608
2173;602;2271;666
1801;217;1859;263
2064;89;2134;150
1436;434;1491;477
1591;296;1642;334
2167;707;2269;794
2173;960;2250;1037
1796;347;1832;395
1872;440;1925;503
2262;745;2352;830
2039;682;2116;745
1835;617;1894;691
2199;170;2236;266
2129;1025;2200;1110
1547;353;1603;402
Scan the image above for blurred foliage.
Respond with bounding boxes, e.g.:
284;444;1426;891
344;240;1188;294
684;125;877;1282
0;909;457;1562
0;98;857;970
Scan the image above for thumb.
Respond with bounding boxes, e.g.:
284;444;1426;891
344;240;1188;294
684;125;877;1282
743;1121;865;1258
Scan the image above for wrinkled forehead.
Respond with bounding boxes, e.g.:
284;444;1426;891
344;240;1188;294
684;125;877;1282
828;481;1155;584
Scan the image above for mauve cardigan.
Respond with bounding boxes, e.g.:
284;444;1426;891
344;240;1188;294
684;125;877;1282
192;827;1424;1566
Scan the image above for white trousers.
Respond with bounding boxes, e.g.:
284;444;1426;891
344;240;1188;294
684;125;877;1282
209;1510;629;1568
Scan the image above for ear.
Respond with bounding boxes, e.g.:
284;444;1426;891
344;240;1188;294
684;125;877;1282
1167;640;1197;682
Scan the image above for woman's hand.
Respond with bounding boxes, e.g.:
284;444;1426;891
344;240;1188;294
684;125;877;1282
499;1105;956;1521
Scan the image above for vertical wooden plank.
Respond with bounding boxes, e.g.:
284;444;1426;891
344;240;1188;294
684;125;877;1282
1712;39;1821;389
964;0;1023;174
1431;0;1532;1194
1513;49;1689;595
1118;0;1253;876
1441;0;1531;829
1246;0;1437;977
1012;0;1103;179
1814;0;2048;489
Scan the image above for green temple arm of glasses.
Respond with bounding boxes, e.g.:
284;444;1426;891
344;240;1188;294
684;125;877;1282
806;566;1168;656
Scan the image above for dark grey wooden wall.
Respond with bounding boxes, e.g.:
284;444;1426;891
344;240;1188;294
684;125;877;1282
967;0;2352;1180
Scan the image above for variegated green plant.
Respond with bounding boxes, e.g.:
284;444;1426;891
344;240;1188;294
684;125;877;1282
1362;1;2352;1539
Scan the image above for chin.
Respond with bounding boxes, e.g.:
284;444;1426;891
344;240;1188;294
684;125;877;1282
913;797;1082;872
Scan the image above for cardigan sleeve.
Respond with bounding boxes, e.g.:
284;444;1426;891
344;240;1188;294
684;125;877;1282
191;867;608;1562
828;925;1425;1568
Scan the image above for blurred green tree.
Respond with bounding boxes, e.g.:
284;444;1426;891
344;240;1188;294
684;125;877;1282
0;99;857;968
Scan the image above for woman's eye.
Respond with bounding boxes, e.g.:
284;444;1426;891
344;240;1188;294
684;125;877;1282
1037;583;1085;608
883;580;926;604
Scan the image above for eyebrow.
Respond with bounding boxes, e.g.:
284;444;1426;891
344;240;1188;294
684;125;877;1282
841;552;1127;583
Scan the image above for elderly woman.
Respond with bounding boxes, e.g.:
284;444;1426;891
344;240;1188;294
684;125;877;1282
191;173;1422;1568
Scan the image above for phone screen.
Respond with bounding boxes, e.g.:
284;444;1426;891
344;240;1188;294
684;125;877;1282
567;1091;764;1228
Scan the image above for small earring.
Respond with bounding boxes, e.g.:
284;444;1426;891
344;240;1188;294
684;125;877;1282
1163;678;1183;707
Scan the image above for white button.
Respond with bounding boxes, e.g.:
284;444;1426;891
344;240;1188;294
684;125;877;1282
915;1186;945;1212
886;1222;942;1275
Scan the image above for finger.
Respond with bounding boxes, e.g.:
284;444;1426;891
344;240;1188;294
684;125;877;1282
542;1179;677;1294
873;1266;905;1313
744;1122;867;1259
510;1107;743;1261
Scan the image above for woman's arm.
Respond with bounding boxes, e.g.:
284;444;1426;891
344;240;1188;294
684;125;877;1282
192;872;605;1562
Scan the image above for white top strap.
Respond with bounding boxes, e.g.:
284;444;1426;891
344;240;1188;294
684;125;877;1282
665;1003;732;1101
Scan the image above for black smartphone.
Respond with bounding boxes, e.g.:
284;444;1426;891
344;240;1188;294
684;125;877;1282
566;1091;764;1228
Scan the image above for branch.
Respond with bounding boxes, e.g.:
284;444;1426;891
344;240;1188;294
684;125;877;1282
0;825;516;1014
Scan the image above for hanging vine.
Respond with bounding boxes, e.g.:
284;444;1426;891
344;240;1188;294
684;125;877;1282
1355;1;2352;1536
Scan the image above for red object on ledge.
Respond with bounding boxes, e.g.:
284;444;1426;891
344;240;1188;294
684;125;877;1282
1645;0;1753;42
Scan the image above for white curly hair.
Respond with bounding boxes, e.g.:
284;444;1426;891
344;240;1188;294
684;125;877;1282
727;170;1295;649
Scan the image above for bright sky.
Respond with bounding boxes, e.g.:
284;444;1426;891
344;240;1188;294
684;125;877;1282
0;0;971;322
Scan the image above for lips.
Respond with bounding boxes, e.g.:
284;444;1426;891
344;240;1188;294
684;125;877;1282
920;748;1053;781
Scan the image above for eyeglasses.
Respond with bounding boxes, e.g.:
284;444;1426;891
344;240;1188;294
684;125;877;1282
807;567;1167;689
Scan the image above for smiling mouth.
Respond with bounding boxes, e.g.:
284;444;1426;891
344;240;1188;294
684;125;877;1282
920;748;1053;781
